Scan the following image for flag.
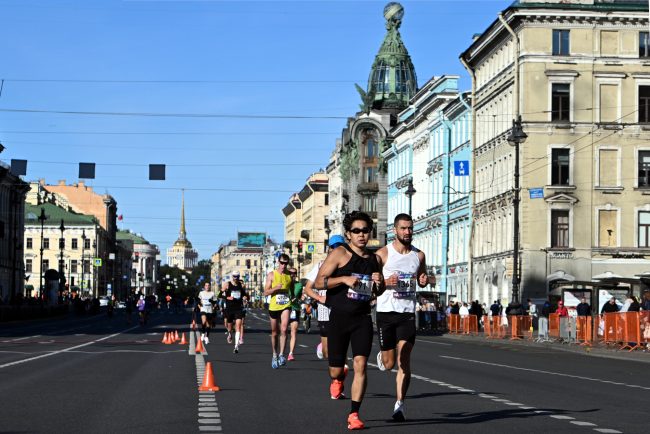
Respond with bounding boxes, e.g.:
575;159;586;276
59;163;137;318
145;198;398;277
118;215;123;221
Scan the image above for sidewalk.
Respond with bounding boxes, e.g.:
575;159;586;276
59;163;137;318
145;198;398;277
436;330;650;364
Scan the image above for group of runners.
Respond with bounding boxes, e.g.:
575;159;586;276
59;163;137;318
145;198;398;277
264;211;433;430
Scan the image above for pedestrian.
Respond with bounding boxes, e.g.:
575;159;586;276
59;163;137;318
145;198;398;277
576;297;591;316
527;299;538;318
555;300;569;317
136;295;146;325
314;211;385;430
490;300;500;317
601;297;619;314
628;296;641;312
264;252;292;369
459;302;470;317
375;213;432;422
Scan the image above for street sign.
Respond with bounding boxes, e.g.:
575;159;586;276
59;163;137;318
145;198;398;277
529;188;544;199
306;243;315;253
453;160;469;176
93;258;102;267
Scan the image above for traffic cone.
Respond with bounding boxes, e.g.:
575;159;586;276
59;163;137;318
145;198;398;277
198;362;220;392
179;332;188;345
195;336;205;353
161;332;168;344
174;330;180;341
164;332;173;345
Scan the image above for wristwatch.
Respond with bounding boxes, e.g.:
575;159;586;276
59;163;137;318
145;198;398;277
324;277;329;290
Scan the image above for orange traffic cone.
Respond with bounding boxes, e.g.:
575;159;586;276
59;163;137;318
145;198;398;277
195;336;205;353
164;332;173;345
179;332;188;345
174;330;180;341
199;362;220;392
161;332;168;344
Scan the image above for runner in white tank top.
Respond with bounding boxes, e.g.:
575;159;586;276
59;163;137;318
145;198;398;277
374;213;435;423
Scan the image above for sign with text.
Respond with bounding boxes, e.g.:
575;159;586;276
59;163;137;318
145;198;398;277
529;188;544;199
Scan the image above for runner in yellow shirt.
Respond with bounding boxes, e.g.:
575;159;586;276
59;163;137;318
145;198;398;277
263;253;293;369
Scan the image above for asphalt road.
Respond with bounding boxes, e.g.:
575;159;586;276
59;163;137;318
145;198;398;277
1;308;647;433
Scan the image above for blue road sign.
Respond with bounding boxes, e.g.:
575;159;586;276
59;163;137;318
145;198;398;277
529;188;544;199
453;160;469;176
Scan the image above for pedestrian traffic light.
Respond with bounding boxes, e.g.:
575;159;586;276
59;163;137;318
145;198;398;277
246;259;251;269
298;241;303;253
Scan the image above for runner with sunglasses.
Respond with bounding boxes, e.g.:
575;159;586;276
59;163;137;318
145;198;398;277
315;211;385;430
375;213;433;422
220;271;247;354
264;252;293;369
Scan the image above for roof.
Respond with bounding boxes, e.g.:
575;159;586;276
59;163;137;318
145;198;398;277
25;203;96;227
116;230;149;244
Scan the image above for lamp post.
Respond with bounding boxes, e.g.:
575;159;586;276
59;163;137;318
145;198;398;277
81;229;87;295
506;115;527;303
38;208;47;299
325;224;332;252
405;177;416;217
59;219;66;293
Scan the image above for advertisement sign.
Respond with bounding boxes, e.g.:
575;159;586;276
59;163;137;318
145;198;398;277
237;232;267;248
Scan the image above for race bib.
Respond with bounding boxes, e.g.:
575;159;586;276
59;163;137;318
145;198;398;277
290;310;297;320
347;273;372;301
393;273;416;299
231;290;241;300
275;294;289;305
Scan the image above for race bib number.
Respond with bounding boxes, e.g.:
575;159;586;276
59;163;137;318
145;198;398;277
275;294;289;305
290;310;297;320
393;273;416;299
231;290;241;300
347;273;372;301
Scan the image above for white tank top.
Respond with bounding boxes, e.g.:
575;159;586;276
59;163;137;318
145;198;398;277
376;243;421;313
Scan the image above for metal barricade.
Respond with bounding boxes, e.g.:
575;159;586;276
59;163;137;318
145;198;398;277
536;317;551;342
447;314;460;334
576;315;593;346
559;316;577;343
548;313;560;340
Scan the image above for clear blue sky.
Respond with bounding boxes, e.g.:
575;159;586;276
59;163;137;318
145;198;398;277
0;0;512;262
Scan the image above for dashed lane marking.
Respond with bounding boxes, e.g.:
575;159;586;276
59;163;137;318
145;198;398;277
298;344;308;348
195;353;222;432
440;355;650;391
594;430;622;433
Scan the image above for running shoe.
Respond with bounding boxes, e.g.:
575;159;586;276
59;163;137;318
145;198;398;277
200;333;205;342
227;333;233;344
330;379;345;400
233;346;239;354
287;353;295;361
343;363;349;379
239;337;244;345
392;401;406;422
376;351;387;371
347;412;364;430
204;336;210;344
316;342;323;360
278;354;287;366
271;356;279;369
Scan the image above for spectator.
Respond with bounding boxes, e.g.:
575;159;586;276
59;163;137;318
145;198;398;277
576;297;591;316
459;302;470;317
628;296;641;312
555;300;569;317
527;299;538;318
450;301;460;315
642;291;650;311
490;300;500;317
601;297;619;314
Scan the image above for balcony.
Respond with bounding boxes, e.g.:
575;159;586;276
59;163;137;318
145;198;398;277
357;182;379;194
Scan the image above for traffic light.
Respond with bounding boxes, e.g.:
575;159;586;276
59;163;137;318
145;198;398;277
298;241;303;253
246;259;251;269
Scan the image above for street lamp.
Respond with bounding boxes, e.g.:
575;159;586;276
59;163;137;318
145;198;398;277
38;208;47;299
59;219;65;292
405;177;416;217
81;229;87;295
506;115;527;303
325;224;332;252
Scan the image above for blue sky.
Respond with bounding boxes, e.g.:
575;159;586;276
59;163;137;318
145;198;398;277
0;0;512;262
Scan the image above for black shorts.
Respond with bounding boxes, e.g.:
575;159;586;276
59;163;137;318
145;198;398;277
319;320;329;337
289;309;300;323
225;309;244;323
327;310;373;368
376;312;416;351
268;307;290;320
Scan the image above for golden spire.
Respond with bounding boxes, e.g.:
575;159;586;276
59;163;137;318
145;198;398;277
179;189;187;240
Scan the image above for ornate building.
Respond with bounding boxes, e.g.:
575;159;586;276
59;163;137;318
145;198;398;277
166;191;198;270
328;2;417;248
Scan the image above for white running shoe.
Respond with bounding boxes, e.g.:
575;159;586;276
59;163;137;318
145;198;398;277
200;333;205;342
392;401;405;422
376;351;387;371
233;346;239;354
204;336;210;344
316;342;323;360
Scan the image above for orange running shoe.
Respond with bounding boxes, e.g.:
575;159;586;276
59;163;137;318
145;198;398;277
347;412;364;430
330;379;345;400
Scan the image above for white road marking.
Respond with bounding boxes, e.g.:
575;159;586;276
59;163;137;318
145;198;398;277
571;421;597;427
440;355;650;391
594;429;622;433
0;326;139;369
550;415;575;420
2;335;40;342
415;338;452;346
298;344;308;348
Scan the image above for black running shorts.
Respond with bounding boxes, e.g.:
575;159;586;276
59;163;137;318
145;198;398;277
318;320;329;337
225;309;244;323
268;307;290;320
376;312;416;351
327;310;373;368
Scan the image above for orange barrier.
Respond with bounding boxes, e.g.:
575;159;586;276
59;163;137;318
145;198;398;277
548;313;560;339
576;316;593;346
508;315;532;340
482;315;492;337
602;312;643;351
484;316;505;339
447;314;460;334
462;315;479;335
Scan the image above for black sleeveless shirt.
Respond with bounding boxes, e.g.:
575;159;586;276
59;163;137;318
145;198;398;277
327;244;380;315
222;281;246;311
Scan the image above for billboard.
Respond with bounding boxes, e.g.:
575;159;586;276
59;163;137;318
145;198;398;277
237;232;266;248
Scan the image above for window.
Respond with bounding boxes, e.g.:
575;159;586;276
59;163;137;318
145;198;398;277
639;86;650;123
639;151;650;187
43;238;50;249
71;260;78;273
551;148;570;185
84;238;90;249
43;259;49;270
236;260;240;266
366;139;377;158
324;194;329;206
552;29;570;56
551;210;570;248
26;238;33;249
598;210;617;247
639;211;650;247
363;196;377;213
365;167;377;183
552;83;570;122
640;31;649;57
83;260;90;274
26;259;32;273
59;238;65;249
254;260;258;267
598;149;618;187
71;238;78;250
58;259;65;270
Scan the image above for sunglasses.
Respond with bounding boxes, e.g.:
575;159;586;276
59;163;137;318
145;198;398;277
349;227;371;234
279;260;289;265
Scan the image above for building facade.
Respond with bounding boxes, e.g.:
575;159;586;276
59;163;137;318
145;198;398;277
166;192;198;270
0;164;29;302
117;230;160;295
461;0;650;304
